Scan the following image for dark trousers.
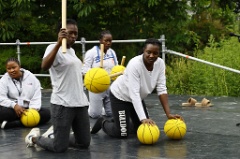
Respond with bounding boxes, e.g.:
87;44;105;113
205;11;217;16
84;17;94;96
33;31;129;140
102;91;149;138
0;106;51;129
36;104;91;153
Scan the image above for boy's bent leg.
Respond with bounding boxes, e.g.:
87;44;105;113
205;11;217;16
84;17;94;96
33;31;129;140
70;106;90;148
0;106;19;122
0;107;23;129
3;120;23;129
102;105;130;138
102;92;131;138
35;104;73;153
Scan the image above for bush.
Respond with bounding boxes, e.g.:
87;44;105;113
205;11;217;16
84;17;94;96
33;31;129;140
166;35;240;97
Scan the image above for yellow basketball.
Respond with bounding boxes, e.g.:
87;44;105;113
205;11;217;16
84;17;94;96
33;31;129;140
84;68;111;93
110;65;125;81
164;119;187;140
137;124;160;145
20;109;40;127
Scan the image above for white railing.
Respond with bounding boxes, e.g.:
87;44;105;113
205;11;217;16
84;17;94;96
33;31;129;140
0;36;165;77
165;49;240;74
1;35;240;78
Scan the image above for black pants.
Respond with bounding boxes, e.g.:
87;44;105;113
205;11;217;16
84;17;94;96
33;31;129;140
0;106;51;129
36;104;90;152
102;91;149;138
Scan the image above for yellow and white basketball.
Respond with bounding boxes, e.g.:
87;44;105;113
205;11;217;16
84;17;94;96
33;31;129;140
110;65;125;81
164;119;187;140
21;109;40;127
84;68;111;93
137;124;160;144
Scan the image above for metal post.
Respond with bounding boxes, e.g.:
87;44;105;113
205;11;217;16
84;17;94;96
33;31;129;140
160;35;166;62
81;37;87;92
16;39;21;64
81;37;86;62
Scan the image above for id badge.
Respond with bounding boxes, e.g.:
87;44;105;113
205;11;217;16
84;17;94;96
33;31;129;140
17;98;24;106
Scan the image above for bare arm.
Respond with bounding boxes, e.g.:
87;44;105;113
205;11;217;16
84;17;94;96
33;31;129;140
159;94;184;120
41;28;67;71
159;94;170;117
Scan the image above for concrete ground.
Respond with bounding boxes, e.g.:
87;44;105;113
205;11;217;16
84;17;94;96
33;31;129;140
0;90;240;159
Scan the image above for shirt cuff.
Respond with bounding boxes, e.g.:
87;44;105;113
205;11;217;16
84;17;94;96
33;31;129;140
11;102;17;108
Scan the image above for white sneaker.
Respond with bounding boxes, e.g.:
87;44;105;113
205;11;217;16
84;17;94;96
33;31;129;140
25;128;40;147
1;121;7;129
42;126;54;139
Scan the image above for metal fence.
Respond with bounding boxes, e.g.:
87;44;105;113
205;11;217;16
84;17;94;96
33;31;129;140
1;35;240;78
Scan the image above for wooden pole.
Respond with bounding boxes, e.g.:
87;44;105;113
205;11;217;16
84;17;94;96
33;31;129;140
109;72;123;78
121;56;126;66
62;0;67;53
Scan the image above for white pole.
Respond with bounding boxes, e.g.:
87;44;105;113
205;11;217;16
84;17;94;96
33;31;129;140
166;49;240;74
16;39;21;64
160;35;166;62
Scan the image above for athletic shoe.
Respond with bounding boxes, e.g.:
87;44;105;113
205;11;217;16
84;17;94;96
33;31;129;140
42;126;54;139
91;117;104;134
1;121;7;129
25;128;40;147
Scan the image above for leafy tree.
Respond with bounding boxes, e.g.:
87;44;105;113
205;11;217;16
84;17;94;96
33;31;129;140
188;0;237;51
71;0;193;63
0;0;239;92
0;0;238;53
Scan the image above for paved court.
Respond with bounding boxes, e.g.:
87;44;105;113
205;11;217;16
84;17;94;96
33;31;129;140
0;90;240;159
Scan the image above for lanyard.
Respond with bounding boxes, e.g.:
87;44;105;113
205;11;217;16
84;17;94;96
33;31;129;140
12;72;23;96
95;46;117;65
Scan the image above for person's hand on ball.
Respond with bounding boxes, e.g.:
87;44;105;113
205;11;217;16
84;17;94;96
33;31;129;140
167;114;184;121
141;118;156;126
14;104;26;117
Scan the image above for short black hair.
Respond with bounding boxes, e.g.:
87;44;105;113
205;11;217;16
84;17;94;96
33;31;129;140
57;19;77;32
138;38;161;55
99;30;112;40
144;38;161;47
6;57;20;66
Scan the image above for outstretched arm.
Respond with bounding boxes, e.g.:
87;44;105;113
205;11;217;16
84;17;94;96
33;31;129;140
159;94;183;120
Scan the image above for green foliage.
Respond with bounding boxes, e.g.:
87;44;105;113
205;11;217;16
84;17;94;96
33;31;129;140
0;0;240;94
0;46;43;74
0;48;16;74
166;35;240;97
188;0;236;50
0;0;238;54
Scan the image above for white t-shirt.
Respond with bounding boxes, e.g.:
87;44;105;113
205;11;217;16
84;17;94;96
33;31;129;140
43;44;89;107
82;46;118;74
110;55;167;121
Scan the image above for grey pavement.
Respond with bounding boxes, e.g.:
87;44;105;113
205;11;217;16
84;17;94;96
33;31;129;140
0;90;240;159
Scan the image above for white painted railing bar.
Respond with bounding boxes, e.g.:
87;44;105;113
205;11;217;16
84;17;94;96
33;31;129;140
34;74;50;77
166;49;240;74
0;39;154;46
1;35;239;78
